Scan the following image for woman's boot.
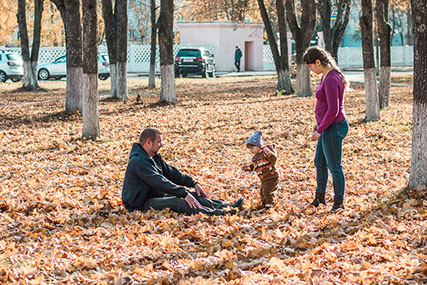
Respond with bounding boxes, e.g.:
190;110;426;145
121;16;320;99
311;192;326;207
331;197;344;212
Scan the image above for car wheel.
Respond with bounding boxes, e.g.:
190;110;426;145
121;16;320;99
182;73;188;78
98;75;108;80
11;77;21;82
0;71;7;83
38;68;50;80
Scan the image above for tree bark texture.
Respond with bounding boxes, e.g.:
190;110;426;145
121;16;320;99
295;64;311;97
158;0;176;102
317;0;351;62
149;0;157;89
101;0;118;98
160;65;176;103
360;0;379;121
285;0;316;97
376;0;391;109
82;0;100;140
257;0;294;94
408;0;427;189
116;0;128;99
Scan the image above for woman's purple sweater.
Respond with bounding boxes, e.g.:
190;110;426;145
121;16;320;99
315;70;346;134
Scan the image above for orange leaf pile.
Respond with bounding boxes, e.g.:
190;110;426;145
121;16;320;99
0;75;425;284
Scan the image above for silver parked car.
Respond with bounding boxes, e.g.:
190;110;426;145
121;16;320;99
0;50;24;83
37;53;110;81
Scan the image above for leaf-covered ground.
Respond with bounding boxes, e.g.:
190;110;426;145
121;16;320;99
0;74;426;284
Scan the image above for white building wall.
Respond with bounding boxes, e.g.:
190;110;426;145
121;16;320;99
176;22;264;72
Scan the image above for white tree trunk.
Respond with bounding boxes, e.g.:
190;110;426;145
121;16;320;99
409;101;427;189
66;66;83;113
82;73;99;139
109;63;118;98
364;67;380;121
116;61;128;100
379;66;391;108
148;63;156;88
22;61;38;89
296;63;312;97
160;64;176;103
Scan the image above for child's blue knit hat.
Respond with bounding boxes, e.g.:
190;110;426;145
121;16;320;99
247;131;262;147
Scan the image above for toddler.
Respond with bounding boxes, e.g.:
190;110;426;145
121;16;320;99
242;131;279;208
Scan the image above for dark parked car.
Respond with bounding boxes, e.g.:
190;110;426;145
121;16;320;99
174;47;216;78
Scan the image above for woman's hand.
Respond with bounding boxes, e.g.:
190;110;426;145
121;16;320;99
311;131;321;141
241;164;249;171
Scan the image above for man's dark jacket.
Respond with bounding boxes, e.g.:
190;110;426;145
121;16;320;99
235;48;242;61
122;143;197;211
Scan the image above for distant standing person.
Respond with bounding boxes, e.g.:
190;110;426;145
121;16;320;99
234;46;242;72
303;46;349;212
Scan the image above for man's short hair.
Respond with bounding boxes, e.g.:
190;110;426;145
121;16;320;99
139;128;162;145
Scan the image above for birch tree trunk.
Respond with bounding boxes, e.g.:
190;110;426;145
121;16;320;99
285;0;316;97
101;0;118;98
30;0;44;89
158;0;176;103
82;0;99;140
17;0;42;90
296;64;311;97
116;0;128;100
360;0;379;122
52;0;83;113
376;0;391;109
148;0;157;88
408;0;427;189
257;0;294;95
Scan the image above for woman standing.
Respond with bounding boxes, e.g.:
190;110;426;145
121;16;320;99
303;46;349;211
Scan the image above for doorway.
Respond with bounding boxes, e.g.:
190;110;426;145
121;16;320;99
244;41;254;71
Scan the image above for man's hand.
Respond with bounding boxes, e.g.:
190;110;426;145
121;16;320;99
311;131;321;141
185;194;202;209
195;183;208;197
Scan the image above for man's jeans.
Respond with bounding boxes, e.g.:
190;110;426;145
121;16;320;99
314;119;349;199
235;60;241;72
142;191;230;216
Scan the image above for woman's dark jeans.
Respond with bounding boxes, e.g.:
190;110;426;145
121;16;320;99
315;119;349;199
142;191;229;216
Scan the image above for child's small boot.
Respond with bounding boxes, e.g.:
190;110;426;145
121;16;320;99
331;197;344;212
311;192;326;207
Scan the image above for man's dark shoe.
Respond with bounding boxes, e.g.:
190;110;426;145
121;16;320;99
331;197;344;212
231;198;244;209
311;192;326;207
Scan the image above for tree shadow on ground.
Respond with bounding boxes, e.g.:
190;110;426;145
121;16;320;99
0;110;80;131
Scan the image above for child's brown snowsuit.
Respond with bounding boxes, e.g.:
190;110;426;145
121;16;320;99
246;145;279;207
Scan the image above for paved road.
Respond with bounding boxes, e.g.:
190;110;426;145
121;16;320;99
130;69;412;86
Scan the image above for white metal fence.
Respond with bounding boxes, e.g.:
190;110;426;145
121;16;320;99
1;44;413;72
